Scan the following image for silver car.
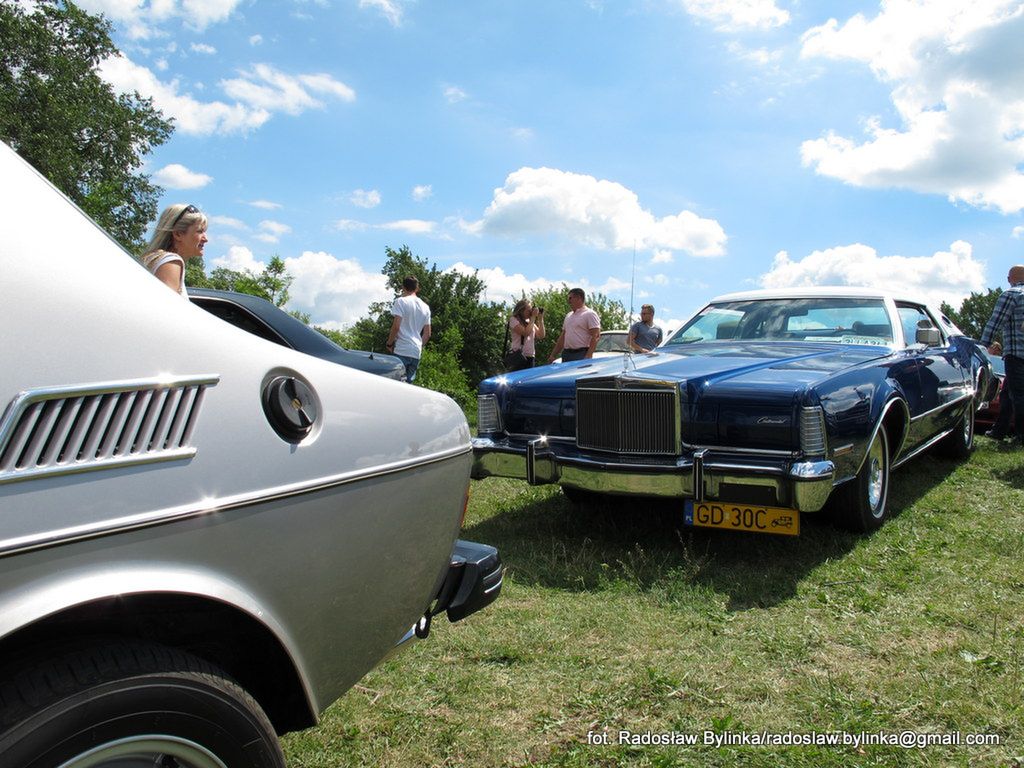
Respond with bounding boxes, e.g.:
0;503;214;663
0;142;501;767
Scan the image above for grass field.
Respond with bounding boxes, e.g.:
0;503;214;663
283;438;1024;767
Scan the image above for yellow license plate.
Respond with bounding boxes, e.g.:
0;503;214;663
685;501;799;536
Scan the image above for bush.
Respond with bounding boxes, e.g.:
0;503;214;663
415;326;475;410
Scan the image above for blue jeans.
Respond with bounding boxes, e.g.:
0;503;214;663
396;354;420;382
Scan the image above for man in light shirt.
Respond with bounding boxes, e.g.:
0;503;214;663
385;275;431;382
548;287;601;363
628;304;662;352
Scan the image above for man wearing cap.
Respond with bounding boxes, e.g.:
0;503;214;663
549;287;601;363
979;264;1024;446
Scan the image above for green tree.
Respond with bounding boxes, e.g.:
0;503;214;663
348;245;507;386
416;326;474;410
0;0;172;251
192;255;293;307
524;284;629;362
941;288;1002;340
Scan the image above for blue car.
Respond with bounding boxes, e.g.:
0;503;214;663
472;288;991;535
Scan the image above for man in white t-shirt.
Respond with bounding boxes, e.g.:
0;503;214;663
385;275;432;382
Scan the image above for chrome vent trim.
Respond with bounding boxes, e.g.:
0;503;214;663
477;394;502;434
800;406;827;458
0;376;218;485
576;384;680;455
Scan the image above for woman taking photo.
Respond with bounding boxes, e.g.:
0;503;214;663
140;203;208;297
506;298;545;371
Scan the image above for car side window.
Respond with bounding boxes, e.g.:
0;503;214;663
896;303;941;347
192;299;288;347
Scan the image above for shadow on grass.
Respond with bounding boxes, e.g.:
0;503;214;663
463;452;961;611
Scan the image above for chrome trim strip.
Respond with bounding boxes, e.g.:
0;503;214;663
0;444;472;559
907;390;973;422
683;443;799;457
854;396;911;474
892;427;956;469
0;449;198;485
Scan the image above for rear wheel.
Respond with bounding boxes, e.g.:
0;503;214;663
0;641;285;768
836;427;890;532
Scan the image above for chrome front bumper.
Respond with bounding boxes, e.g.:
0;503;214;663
471;435;836;512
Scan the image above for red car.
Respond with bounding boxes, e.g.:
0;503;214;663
977;351;1012;434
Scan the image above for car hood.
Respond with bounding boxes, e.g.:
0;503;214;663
493;342;890;401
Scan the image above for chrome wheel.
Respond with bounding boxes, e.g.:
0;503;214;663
58;736;227;768
867;436;885;516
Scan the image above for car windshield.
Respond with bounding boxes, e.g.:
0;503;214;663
665;297;894;347
595;332;629;352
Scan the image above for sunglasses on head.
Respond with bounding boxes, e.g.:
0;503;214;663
172;204;199;228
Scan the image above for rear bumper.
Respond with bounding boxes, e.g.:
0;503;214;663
392;539;502;653
471;435;835;513
434;539;503;622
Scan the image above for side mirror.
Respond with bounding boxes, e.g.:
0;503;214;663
915;320;941;346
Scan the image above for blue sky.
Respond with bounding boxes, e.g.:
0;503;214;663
82;0;1024;331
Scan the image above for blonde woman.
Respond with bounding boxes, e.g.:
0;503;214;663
140;203;208;297
507;298;545;371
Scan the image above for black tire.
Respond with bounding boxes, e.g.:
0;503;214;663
0;641;285;768
937;400;975;459
835;427;891;533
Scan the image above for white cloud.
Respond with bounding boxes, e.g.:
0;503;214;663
335;219;369;232
412;184;433;201
359;0;404;26
100;55;271;135
445;263;565;305
1013;225;1024;238
152;163;212;189
350;189;382;208
249;199;282;210
444;85;468;104
474;167;727;257
727;41;784;66
285;251;392;327
209;215;246;230
380;220;436;234
77;0;243;38
511;127;535;141
446;262;658;312
211;245;262;273
190;43;216;54
249;34;263;45
256;219;291;243
99;56;355;137
759;240;987;309
221;64;355;115
651;249;674;264
800;2;1024;214
681;0;790;30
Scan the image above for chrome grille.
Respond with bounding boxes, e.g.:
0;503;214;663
0;376;217;485
576;386;679;454
477;394;502;434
